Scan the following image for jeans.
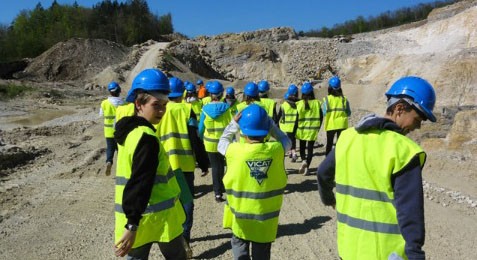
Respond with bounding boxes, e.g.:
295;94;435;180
286;132;296;150
207;152;225;197
231;234;271;260
325;129;344;156
299;140;315;166
126;235;186;260
182;172;195;242
105;137;117;163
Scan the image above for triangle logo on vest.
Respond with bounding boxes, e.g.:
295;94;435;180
246;159;272;185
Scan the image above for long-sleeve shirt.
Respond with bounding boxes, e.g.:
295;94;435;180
316;114;426;260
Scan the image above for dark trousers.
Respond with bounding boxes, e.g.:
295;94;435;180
231;234;271;260
207;152;225;197
325;129;344;156
105;137;117;163
299;140;315;166
182;172;195;242
286;132;296;150
126;234;186;260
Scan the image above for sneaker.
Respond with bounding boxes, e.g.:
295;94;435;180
299;162;308;175
105;162;112;176
215;195;225;203
291;154;298;163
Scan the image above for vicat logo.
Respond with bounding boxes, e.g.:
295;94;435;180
246;159;272;185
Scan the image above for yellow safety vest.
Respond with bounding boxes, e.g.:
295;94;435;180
296;99;321;141
116;103;135;122
101;99;116;138
202;108;233;152
323;95;349;131
259;98;276;118
156;102;196;172
236;101;265;113
191;100;203;118
335;127;426;260
223;141;287;243
279;102;297;133
115;126;185;248
202;96;212;106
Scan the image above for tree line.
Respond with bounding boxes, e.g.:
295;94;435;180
0;0;173;62
298;0;459;37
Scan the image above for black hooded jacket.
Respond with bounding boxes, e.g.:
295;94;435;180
114;116;160;226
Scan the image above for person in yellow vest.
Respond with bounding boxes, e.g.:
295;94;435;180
258;80;278;123
322;76;351;156
113;68;186;259
99;81;124;176
317;76;437;260
278;84;299;162
198;81;232;202
218;104;291;260
296;82;323;176
224;86;239;115
236;82;262;112
184;82;204;118
156;77;209;257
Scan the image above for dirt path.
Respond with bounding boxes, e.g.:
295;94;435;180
0;94;476;259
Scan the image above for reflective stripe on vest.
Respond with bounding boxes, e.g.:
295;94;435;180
115;125;185;248
156;103;195;172
296;99;321;141
223;141;286;243
101;99;116;138
335;127;426;260
323;95;349;131
203;107;232;152
279;102;297;133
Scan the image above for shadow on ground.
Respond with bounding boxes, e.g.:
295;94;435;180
277;216;332;237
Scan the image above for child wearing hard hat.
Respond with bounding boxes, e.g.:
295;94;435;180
218;104;291;260
99;81;124;176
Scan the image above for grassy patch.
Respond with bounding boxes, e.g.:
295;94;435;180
0;84;34;100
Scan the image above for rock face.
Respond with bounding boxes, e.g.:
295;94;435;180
20;38;129;82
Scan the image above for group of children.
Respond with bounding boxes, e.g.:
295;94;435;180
100;68;351;259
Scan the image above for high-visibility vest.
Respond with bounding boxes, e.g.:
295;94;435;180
202;96;212;106
259;98;276;118
101;99;116;138
223;141;287;243
228;100;239;115
202;107;232;152
115;125;185;248
279;102;297;133
116;103;135;122
190;100;203;118
236;101;265;113
296;99;321;141
323;95;349;131
335;127;426;260
156;102;195;172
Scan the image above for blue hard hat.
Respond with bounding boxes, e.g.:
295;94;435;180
287;84;298;96
244;82;259;97
208;81;224;95
385;76;437;122
168;77;185;98
258;80;270;92
126;68;169;102
284;92;290;99
301;82;314;95
226;86;235;96
328;76;341;89
197;79;203;85
185;82;196;92
205;81;213;90
238;104;270;137
108;81;121;92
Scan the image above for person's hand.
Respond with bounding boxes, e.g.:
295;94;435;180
114;229;136;257
233;112;242;123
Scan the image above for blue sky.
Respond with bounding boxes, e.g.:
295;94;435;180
1;0;439;37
